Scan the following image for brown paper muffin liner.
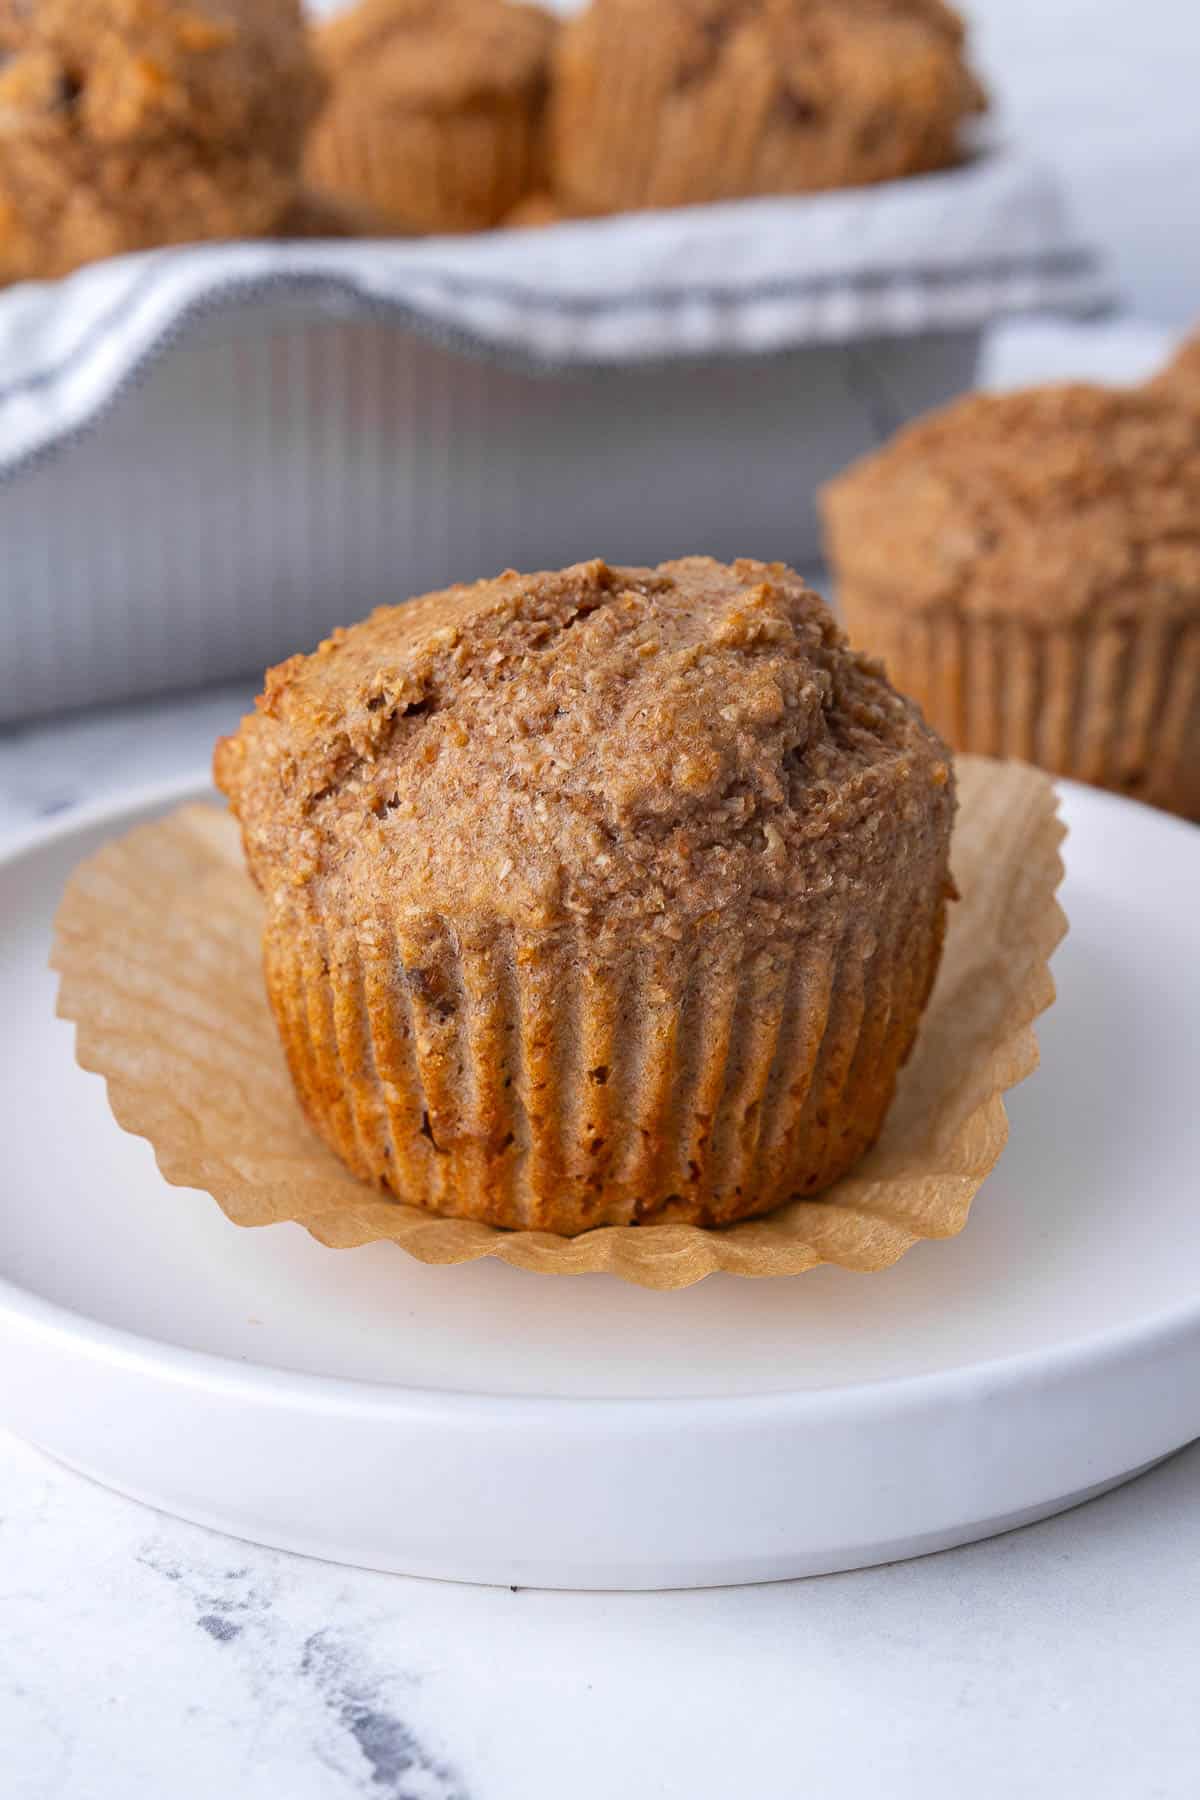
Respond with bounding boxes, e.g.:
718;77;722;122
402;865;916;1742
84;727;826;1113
51;756;1065;1290
306;97;541;235
263;855;944;1236
841;591;1200;822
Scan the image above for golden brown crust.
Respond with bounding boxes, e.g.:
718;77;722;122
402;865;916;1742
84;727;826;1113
549;0;985;217
822;384;1200;819
823;383;1200;626
0;0;323;280
216;555;951;930
216;556;955;1234
306;0;557;234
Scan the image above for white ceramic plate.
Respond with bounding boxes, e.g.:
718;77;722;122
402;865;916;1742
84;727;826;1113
1;778;1198;1590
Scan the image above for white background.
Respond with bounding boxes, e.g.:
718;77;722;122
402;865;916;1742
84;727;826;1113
961;0;1199;323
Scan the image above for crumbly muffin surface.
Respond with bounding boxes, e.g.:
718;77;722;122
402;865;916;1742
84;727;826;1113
823;384;1200;625
217;557;952;936
0;0;322;280
551;0;985;215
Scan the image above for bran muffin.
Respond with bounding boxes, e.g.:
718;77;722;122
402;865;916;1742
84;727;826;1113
0;0;323;282
550;0;985;219
215;556;955;1236
822;384;1200;820
306;0;557;236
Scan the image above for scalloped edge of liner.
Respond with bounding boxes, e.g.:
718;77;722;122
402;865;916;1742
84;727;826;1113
51;760;1066;1291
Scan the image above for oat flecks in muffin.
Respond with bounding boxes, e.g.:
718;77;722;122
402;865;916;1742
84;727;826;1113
550;0;986;217
216;557;955;1234
824;384;1200;626
218;557;950;927
306;0;558;234
822;384;1200;817
0;0;323;281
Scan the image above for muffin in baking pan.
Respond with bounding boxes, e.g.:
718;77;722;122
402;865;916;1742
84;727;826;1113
306;0;558;234
0;0;322;281
549;0;986;217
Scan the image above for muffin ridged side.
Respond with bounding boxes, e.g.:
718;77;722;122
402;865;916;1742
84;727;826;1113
262;864;946;1232
307;97;542;235
306;0;555;234
838;597;1200;818
550;0;984;217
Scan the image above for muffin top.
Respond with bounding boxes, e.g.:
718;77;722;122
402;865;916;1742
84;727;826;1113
316;0;557;109
1150;331;1200;411
822;384;1200;625
216;557;952;936
0;0;321;278
0;0;320;155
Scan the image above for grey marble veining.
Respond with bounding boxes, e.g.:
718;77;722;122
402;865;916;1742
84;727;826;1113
3;1428;1200;1799
2;1436;473;1800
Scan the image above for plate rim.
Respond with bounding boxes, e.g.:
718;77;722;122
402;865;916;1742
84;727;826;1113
4;770;1200;1425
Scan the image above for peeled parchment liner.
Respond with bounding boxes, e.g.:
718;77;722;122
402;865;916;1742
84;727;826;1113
51;756;1065;1291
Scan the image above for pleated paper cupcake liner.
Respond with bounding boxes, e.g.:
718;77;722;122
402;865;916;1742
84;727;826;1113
306;99;540;234
551;13;973;216
51;756;1065;1290
262;861;945;1234
841;595;1200;821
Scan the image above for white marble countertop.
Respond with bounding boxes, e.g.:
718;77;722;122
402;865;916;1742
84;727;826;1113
2;685;1200;1799
1;1419;1198;1800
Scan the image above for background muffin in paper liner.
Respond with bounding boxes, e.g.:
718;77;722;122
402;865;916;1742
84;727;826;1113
822;384;1200;822
306;0;557;235
549;0;986;219
0;0;323;282
51;753;1063;1290
210;557;955;1236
